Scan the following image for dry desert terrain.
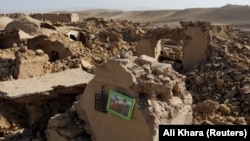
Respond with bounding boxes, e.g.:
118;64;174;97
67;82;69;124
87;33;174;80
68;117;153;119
73;5;250;30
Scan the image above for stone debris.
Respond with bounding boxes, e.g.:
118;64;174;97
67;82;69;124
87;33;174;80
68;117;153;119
13;48;51;79
75;54;192;141
0;12;249;141
46;109;91;141
186;23;250;125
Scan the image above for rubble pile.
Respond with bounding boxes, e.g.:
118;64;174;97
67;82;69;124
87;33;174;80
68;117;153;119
73;54;192;141
160;39;183;69
0;47;51;80
0;68;93;140
0;16;153;80
63;18;153;67
13;48;51;79
185;26;250;125
46;108;91;141
0;12;249;141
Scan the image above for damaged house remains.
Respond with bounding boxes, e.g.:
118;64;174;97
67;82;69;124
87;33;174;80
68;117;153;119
0;11;249;141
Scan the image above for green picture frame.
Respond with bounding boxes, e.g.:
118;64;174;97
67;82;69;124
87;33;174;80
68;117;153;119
106;90;135;121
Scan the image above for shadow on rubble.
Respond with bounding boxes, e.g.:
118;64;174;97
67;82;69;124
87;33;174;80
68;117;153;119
0;94;78;140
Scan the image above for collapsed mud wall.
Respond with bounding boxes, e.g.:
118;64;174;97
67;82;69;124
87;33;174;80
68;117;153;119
136;21;212;70
135;39;161;59
0;68;94;140
0;47;51;80
73;54;192;141
5;19;41;35
13;48;51;79
181;21;212;70
30;13;79;23
0;48;17;81
28;33;84;61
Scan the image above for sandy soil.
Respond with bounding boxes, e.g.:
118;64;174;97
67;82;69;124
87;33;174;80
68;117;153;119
73;5;250;30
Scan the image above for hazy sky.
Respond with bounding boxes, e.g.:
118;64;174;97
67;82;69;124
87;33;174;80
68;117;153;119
1;0;250;13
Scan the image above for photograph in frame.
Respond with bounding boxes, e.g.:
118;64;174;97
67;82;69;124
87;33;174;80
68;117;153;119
106;90;135;121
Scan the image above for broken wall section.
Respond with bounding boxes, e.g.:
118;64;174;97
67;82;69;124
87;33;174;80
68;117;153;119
0;47;51;80
13;48;51;79
0;48;17;81
181;21;212;70
135;39;161;59
135;27;183;60
30;13;80;23
0;68;94;140
136;21;212;70
74;54;192;141
28;33;84;62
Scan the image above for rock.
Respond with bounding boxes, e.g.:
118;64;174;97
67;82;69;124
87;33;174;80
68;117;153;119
19;46;28;52
246;116;250;123
194;76;204;86
136;55;157;66
0;115;10;129
35;49;44;55
151;62;172;75
59;128;84;138
226;116;235;123
234;117;247;125
13;49;51;79
46;109;88;141
201;120;215;125
46;129;68;141
218;104;231;115
193;100;219;114
48;113;71;128
209;118;231;125
81;59;93;70
238;85;250;95
215;79;224;87
233;72;243;81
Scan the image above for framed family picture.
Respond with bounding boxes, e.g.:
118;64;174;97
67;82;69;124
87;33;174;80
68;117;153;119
106;90;135;121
